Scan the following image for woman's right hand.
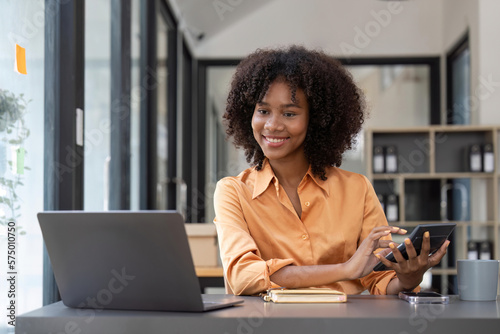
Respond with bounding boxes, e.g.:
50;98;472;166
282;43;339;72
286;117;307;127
344;226;406;279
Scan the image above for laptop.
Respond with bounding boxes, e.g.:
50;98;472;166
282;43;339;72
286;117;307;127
37;210;243;312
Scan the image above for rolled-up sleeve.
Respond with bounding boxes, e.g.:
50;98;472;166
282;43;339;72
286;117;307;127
214;179;295;295
361;270;397;295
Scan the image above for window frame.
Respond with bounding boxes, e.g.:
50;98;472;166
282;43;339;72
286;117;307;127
194;59;240;223
139;0;178;210
43;0;85;305
446;31;470;125
109;0;132;210
338;57;441;125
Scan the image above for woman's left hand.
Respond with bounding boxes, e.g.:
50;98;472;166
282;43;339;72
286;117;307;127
376;231;450;291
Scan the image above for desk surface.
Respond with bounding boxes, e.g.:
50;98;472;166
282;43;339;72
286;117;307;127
16;295;500;334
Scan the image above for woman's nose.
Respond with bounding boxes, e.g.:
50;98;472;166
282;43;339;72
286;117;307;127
264;114;284;131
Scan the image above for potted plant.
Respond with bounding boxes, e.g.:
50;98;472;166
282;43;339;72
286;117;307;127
0;89;30;233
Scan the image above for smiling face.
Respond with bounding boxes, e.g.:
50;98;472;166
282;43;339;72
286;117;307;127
251;80;309;165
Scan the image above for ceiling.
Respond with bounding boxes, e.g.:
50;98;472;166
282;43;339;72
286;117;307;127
168;0;274;48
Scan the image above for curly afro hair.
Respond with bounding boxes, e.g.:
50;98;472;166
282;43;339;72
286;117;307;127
223;45;366;180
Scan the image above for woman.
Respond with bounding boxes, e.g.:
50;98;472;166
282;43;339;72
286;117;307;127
213;45;448;296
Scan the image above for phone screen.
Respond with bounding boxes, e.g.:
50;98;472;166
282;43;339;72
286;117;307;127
402;292;442;297
399;291;449;304
373;223;456;271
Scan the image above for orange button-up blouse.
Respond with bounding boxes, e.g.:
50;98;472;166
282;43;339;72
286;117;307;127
213;159;397;296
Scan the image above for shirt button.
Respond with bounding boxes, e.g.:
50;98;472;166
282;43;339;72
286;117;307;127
301;234;308;240
304;202;310;207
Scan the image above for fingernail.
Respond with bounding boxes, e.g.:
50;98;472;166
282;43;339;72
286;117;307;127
375;254;381;259
404;238;411;245
400;229;407;234
446;241;450;248
424;231;430;237
389;243;395;249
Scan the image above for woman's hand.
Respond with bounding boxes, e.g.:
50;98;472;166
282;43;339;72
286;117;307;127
377;231;450;291
345;226;406;280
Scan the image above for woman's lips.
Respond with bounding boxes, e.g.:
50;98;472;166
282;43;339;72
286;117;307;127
263;135;289;147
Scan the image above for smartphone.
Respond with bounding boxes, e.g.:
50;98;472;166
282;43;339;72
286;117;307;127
373;223;456;271
399;291;449;304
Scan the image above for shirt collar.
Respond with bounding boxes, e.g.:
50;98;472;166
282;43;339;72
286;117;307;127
252;159;330;199
306;166;330;196
252;159;276;199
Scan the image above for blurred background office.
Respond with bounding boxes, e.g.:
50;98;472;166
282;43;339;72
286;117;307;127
0;0;499;325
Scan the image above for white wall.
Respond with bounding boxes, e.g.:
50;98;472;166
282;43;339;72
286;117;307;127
192;0;498;126
194;0;443;59
442;0;500;125
477;0;500;125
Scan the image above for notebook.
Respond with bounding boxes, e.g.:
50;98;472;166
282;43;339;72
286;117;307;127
37;210;243;312
260;288;347;303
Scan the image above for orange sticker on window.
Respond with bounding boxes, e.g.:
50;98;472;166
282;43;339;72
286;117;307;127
15;44;27;75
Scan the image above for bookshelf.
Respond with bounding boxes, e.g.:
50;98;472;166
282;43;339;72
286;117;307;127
365;125;499;293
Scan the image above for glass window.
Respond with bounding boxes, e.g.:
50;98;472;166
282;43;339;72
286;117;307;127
348;64;431;128
344;64;431;174
205;67;239;222
130;0;141;210
450;47;470;125
84;0;111;210
156;12;169;210
179;43;193;220
0;0;45;325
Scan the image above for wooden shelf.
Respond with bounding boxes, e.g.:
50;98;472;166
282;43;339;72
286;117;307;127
366;125;500;291
195;266;224;277
430;268;457;275
389;221;497;227
366;125;497;133
373;173;495;180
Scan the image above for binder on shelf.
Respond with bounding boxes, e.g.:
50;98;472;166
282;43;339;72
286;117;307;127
479;241;492;260
385;194;399;222
483;143;494;172
467;241;478;260
373;146;385;173
468;144;482;172
385;146;398;173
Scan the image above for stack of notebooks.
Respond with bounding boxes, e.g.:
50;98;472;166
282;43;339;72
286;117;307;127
260;288;347;303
